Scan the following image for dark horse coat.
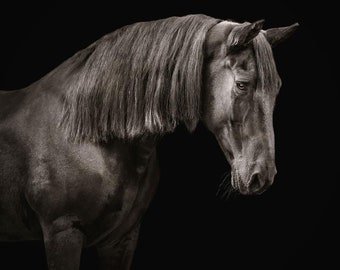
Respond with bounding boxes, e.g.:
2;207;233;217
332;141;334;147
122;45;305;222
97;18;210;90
0;14;297;270
0;15;219;269
0;80;160;268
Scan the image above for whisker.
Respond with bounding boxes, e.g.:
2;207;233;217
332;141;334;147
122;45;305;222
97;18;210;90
216;172;238;200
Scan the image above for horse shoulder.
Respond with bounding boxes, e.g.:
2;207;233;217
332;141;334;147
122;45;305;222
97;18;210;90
25;141;124;221
86;145;160;246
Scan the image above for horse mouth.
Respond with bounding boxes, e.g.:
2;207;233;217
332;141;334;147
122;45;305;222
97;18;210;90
216;168;270;199
216;170;243;199
231;170;270;195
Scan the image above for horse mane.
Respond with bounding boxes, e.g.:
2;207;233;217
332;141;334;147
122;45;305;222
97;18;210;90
59;14;219;142
253;32;281;93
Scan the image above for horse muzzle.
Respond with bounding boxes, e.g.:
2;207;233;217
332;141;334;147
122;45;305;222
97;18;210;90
231;163;277;195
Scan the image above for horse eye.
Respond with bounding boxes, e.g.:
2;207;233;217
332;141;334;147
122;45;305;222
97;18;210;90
236;82;247;91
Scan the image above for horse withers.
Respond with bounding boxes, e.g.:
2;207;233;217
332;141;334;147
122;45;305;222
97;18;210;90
0;15;298;269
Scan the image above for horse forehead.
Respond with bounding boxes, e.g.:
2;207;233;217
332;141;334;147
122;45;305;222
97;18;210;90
229;48;256;69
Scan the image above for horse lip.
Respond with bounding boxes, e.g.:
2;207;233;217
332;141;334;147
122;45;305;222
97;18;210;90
238;184;250;195
231;170;242;192
231;170;269;195
243;180;271;195
230;170;236;189
250;186;267;195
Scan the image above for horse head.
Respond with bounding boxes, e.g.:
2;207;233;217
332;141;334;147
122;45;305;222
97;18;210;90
203;20;298;195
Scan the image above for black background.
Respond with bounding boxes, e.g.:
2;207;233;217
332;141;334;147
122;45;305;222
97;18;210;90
0;1;338;269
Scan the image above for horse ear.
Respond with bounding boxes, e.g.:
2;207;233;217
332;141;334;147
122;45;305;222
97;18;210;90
264;23;299;47
228;19;265;49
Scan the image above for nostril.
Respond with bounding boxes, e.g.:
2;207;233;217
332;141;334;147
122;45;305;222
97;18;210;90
248;173;261;191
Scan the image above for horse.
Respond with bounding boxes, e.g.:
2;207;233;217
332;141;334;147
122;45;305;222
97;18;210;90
0;14;298;269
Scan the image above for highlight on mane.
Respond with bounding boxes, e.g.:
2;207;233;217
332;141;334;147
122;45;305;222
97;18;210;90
253;32;280;92
59;14;219;143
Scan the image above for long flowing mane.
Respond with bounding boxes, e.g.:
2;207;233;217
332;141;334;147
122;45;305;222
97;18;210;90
59;14;219;142
253;32;281;93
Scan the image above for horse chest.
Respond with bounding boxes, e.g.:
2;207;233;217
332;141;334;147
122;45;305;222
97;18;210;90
24;140;159;245
84;146;160;246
